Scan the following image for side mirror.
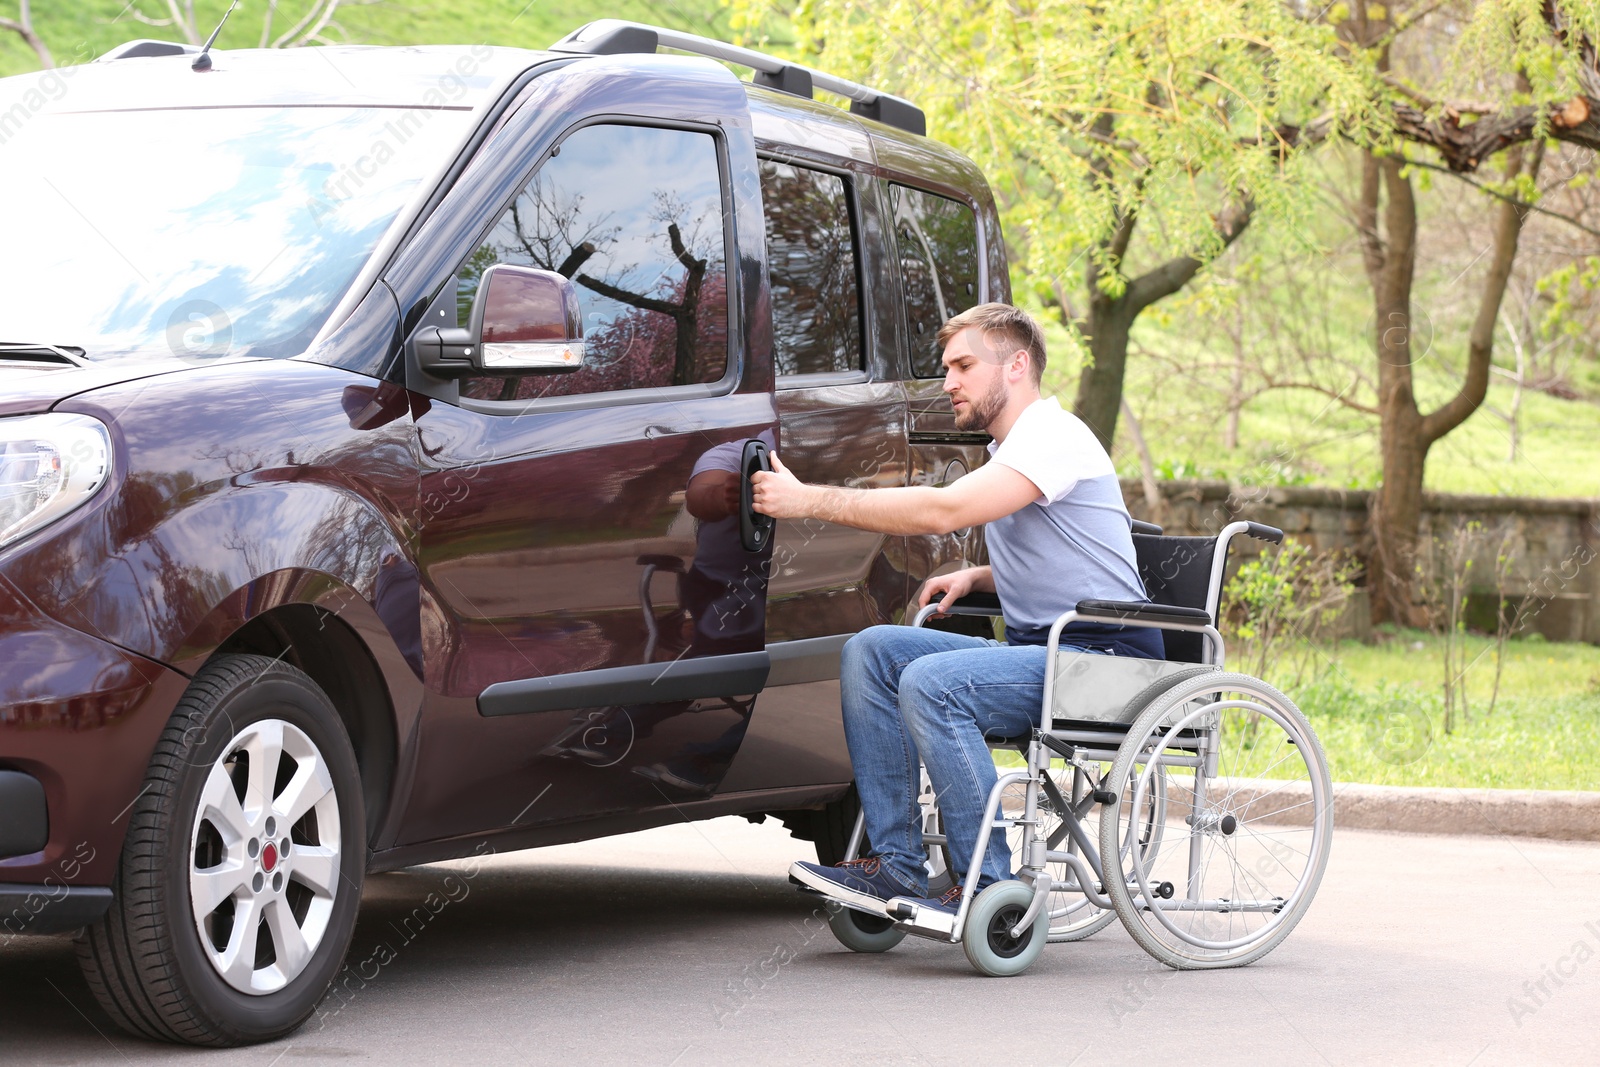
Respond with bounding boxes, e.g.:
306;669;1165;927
414;265;586;379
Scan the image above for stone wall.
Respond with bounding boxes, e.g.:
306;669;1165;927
1123;480;1600;644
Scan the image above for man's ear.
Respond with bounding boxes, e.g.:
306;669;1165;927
1010;348;1030;383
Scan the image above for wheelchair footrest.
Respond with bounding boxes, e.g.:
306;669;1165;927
885;896;958;939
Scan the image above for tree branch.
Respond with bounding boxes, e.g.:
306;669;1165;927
575;274;679;317
1379;72;1497;117
272;0;332;48
1401;155;1600;240
1422;142;1545;444
1123;199;1251;313
1391;96;1600;172
665;222;705;276
1255;374;1380;416
292;0;344;49
0;0;53;67
555;243;597;279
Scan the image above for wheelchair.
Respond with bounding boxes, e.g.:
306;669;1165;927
813;519;1334;977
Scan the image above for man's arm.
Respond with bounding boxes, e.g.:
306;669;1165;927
686;469;741;522
751;453;1042;535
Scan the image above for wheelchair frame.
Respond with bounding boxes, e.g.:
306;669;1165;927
824;520;1335;975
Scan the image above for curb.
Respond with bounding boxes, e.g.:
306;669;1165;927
1328;781;1600;841
1197;778;1600;841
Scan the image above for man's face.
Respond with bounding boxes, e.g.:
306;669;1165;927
941;326;1018;432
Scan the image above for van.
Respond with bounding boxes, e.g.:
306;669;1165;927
0;21;1005;1044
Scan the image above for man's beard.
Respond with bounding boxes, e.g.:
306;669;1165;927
953;374;1007;431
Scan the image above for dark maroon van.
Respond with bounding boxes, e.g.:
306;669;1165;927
0;21;1006;1044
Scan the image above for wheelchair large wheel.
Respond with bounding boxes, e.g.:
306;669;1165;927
961;881;1048;977
1099;672;1333;970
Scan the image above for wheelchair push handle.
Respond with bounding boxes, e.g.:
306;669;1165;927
1244;521;1285;544
740;438;776;553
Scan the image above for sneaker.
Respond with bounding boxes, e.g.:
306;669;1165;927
788;857;921;915
904;884;964;917
883;884;965;935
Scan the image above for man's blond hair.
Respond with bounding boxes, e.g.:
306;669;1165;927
935;303;1047;388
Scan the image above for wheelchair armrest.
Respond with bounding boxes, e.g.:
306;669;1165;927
940;591;1003;616
1129;519;1163;536
1075;599;1211;626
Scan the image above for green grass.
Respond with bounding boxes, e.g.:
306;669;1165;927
0;0;740;79
1289;630;1600;790
994;632;1600;790
992;630;1593;790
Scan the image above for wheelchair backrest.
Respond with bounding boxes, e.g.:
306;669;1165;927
1131;534;1224;663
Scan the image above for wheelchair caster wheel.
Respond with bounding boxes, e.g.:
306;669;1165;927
962;881;1047;977
828;904;906;953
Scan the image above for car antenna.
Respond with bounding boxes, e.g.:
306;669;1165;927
190;0;240;72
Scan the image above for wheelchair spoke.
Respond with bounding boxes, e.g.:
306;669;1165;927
1233;820;1315;867
1216;750;1307;806
1101;672;1333;966
1236;794;1320;826
1223;766;1309;805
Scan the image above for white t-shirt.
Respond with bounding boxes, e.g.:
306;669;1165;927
983;397;1158;653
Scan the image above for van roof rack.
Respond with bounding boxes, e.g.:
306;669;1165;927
550;19;927;138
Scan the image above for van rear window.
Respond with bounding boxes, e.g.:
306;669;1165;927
890;184;981;378
759;160;863;376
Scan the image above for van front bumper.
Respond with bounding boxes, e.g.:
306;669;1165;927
0;884;113;935
0;576;190;911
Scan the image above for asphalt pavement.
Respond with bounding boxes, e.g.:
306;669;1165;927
2;815;1596;1066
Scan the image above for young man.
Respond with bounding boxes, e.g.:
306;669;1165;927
750;303;1161;918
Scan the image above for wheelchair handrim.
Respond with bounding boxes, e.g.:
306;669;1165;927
1127;694;1330;954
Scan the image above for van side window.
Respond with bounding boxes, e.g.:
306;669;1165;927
889;184;980;378
759;160;863;376
455;124;730;404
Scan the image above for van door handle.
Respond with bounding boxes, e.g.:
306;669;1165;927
740;438;775;553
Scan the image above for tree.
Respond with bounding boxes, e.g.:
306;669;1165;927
736;0;1375;447
1;1;51;68
1333;0;1600;621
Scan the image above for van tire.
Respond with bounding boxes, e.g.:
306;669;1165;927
76;654;365;1046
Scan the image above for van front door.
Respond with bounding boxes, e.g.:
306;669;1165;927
383;58;778;844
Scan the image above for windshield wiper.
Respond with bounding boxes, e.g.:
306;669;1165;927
0;343;90;367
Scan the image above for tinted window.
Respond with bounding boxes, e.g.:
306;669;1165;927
760;160;862;376
890;184;981;377
457;124;729;403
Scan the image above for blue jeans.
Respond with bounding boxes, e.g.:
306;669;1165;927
840;624;1106;894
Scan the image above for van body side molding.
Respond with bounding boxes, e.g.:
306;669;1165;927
477;651;771;717
764;633;852;687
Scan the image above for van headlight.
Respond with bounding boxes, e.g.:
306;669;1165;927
0;413;112;550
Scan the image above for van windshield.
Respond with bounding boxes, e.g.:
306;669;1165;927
0;102;472;363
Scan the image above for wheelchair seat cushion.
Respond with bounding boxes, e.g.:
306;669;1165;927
1051;651;1220;724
